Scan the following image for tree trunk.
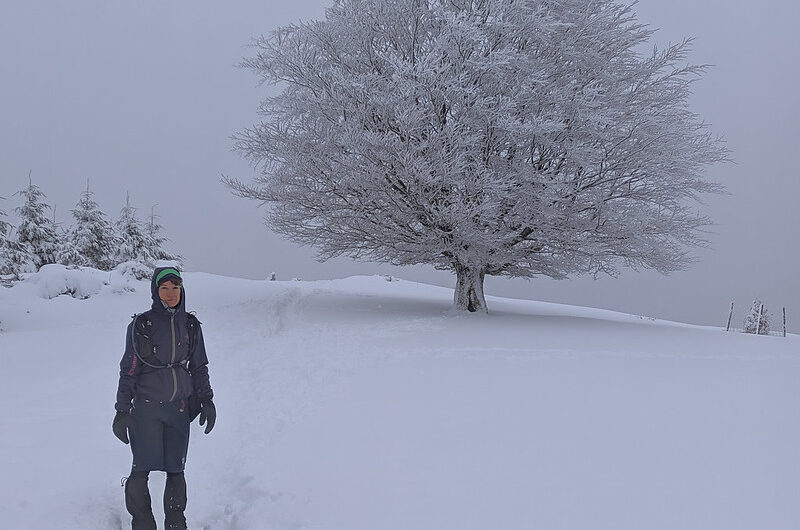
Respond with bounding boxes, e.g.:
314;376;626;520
453;264;487;313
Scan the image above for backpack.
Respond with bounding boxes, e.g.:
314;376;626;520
130;312;200;372
130;311;203;420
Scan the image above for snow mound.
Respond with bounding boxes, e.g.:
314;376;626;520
22;264;109;299
112;260;153;281
13;261;154;300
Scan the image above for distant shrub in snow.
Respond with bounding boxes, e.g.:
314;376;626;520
743;299;771;335
114;260;153;281
106;260;154;293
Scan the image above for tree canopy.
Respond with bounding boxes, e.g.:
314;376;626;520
229;0;727;311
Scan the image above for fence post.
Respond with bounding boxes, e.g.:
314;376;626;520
756;303;764;335
726;302;734;332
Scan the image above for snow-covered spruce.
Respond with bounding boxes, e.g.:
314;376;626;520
14;175;58;272
0;199;9;243
0;218;34;279
113;192;183;269
0;199;14;276
57;181;117;270
227;0;727;312
144;205;183;266
114;193;153;265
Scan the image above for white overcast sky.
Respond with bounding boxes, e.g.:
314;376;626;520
1;0;798;330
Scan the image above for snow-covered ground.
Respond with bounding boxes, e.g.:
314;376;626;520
1;267;799;529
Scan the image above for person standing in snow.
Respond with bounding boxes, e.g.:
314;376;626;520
112;266;216;530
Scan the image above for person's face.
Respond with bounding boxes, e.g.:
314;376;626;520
158;280;182;308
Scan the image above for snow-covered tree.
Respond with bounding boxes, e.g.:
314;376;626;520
114;193;155;266
54;237;82;269
227;0;727;312
0;198;35;278
0;199;12;275
0;199;10;247
59;181;117;270
14;175;59;270
0;200;10;239
145;205;183;266
0;240;35;278
743;299;770;335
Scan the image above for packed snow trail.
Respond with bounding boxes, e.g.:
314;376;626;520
1;271;798;529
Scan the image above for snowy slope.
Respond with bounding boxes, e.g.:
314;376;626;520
1;269;798;529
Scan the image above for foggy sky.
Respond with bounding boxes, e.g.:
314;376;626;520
1;0;798;331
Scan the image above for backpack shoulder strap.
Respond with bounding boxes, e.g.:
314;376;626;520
186;311;201;328
186;312;201;350
130;312;163;372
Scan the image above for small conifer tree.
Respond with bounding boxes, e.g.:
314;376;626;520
743;299;771;335
145;205;183;266
0;200;10;238
114;193;156;266
14;174;59;270
0;196;36;277
60;181;117;270
0;199;12;275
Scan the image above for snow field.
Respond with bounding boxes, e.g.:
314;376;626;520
0;270;798;529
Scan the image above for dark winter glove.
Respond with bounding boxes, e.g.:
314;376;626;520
199;400;216;434
113;411;135;444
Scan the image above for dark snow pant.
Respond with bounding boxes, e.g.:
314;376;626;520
125;471;187;530
126;398;190;529
130;398;190;473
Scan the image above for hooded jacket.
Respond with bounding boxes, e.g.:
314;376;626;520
115;267;213;413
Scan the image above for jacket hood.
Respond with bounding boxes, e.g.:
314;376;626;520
150;266;186;314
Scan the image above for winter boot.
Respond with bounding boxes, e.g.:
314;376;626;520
164;471;188;529
124;470;156;530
